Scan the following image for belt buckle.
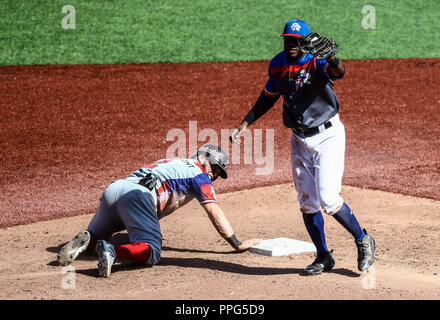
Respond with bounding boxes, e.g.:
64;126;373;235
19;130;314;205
293;127;306;136
293;127;302;135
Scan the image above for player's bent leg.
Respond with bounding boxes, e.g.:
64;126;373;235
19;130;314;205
87;180;126;242
327;203;375;272
314;115;346;215
329;202;365;241
117;186;162;266
95;241;159;278
114;242;155;266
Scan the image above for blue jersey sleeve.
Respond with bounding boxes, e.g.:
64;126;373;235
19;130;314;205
263;60;281;97
315;59;344;81
191;174;217;204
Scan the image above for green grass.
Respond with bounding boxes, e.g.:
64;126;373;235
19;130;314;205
0;0;439;66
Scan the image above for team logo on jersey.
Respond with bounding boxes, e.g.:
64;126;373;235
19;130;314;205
295;69;312;90
291;23;301;31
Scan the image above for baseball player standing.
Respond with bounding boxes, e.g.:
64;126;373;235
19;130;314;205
230;19;375;275
57;144;262;277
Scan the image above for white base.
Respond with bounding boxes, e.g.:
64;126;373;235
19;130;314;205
249;237;316;256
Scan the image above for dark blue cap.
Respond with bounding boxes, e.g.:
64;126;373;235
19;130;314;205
281;19;310;37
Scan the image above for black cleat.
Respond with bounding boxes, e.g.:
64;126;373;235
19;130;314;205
356;229;375;272
304;249;335;275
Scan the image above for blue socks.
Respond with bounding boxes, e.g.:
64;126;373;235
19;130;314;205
302;211;329;253
302;203;366;252
332;203;366;242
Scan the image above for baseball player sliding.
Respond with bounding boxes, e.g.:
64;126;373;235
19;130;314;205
230;19;375;275
57;144;262;277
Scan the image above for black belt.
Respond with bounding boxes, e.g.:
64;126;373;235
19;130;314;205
292;121;332;137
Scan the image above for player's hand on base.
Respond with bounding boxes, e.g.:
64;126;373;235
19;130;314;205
229;123;248;145
235;238;263;252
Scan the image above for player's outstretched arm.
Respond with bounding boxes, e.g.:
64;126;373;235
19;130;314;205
229;121;249;145
202;202;262;252
230;93;279;145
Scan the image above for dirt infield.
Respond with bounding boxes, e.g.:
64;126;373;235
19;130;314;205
0;58;439;300
1;59;439;228
0;184;439;300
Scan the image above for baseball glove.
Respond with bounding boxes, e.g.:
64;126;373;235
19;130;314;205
299;32;338;60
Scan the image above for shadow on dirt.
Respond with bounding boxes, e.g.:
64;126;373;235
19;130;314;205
162;245;230;255
68;256;359;278
45;234;226;266
46;236;360;278
157;257;360;278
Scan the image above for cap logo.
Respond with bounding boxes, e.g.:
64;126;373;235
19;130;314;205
199;146;222;161
291;23;301;31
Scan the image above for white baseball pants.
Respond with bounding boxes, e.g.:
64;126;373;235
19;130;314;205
290;114;345;215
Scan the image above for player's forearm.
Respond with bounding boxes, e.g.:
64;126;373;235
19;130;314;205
242;92;279;126
327;55;345;77
207;206;234;239
203;203;240;246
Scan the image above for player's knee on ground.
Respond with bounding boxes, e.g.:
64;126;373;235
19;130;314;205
148;245;161;265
